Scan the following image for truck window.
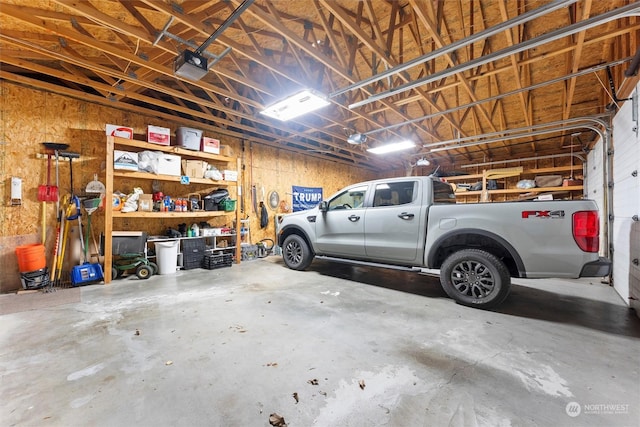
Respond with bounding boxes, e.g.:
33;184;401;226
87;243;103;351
433;180;456;204
373;182;416;207
328;185;367;210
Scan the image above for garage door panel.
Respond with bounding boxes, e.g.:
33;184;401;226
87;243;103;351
613;152;639;182
611;87;640;306
612;218;632;301
630;221;640;315
612;174;640;218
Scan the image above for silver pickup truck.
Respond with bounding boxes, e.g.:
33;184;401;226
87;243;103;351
277;176;611;308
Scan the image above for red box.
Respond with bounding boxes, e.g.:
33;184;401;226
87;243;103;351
147;125;170;146
201;137;220;154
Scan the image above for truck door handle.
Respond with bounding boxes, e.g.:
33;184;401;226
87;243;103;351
348;215;360;222
398;212;414;220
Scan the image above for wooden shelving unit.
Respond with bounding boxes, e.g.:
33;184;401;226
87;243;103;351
444;165;584;202
104;136;242;283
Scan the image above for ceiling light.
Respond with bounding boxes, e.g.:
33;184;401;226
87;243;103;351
367;140;415;154
416;158;430;166
260;89;330;121
347;133;367;145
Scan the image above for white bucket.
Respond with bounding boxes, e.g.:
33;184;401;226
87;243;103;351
155;240;179;275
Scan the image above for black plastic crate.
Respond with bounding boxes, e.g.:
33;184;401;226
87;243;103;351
183;256;204;270
203;253;233;270
182;238;206;255
20;267;50;290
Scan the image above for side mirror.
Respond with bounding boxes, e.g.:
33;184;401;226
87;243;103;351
319;201;328;212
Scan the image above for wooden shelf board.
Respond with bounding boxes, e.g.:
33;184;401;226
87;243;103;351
111;136;233;163
455;185;583;196
443;173;483;181
444;165;583;182
112;211;231;218
113;170;228;186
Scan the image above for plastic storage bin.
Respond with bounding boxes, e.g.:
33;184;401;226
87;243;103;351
182;238;206;270
203;253;233;269
155;240;179;274
220;199;236;212
174;127;203;150
20;267;50;290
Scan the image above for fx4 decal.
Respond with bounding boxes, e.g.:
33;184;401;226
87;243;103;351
521;210;565;219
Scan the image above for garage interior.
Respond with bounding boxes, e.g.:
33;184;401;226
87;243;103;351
1;0;639;425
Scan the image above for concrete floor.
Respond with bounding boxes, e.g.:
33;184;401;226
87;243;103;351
1;256;639;427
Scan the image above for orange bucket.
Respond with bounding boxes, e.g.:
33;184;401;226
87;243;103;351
15;244;47;273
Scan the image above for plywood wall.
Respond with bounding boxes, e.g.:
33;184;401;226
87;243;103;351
0;81;377;292
238;142;378;246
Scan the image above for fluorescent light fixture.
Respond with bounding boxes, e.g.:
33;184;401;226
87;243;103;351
367;140;415;154
260;89;330;121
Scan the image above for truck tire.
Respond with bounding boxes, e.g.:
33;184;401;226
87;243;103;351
282;234;314;270
440;249;511;309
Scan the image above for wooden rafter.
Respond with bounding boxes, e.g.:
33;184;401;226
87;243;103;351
1;0;637;170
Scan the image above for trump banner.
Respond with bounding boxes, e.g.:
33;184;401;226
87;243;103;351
292;186;323;212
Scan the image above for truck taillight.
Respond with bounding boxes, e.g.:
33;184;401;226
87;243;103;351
573;211;599;252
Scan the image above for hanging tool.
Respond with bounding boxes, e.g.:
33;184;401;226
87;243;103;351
61;152;84;259
38;150;59;202
38;153;58;243
85;173;106;194
86;195;105;264
56;201;75;287
40;143;66;245
49;193;68;290
42;143;68;217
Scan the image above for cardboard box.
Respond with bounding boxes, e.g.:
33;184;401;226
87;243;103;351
157;153;181;176
181;160;208;178
147;125;171;146
201;137;220;154
138;194;153;212
223;170;238;181
106;124;133;139
220;144;233;157
174;127;203;150
114;150;138;171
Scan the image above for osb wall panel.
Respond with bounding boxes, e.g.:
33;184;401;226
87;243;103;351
228;141;377;245
0;81;377;292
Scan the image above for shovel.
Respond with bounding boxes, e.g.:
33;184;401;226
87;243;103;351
41;142;68;246
38;152;58;243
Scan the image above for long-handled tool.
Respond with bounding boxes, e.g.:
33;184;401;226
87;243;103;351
43;143;68;291
61;152;84;259
38;151;59;243
71;197;104;286
49;193;68;291
42;143;68;223
50;195;71;288
87;194;105;264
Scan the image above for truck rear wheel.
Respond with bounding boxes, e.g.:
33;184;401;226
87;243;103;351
282;234;314;270
440;249;511;309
